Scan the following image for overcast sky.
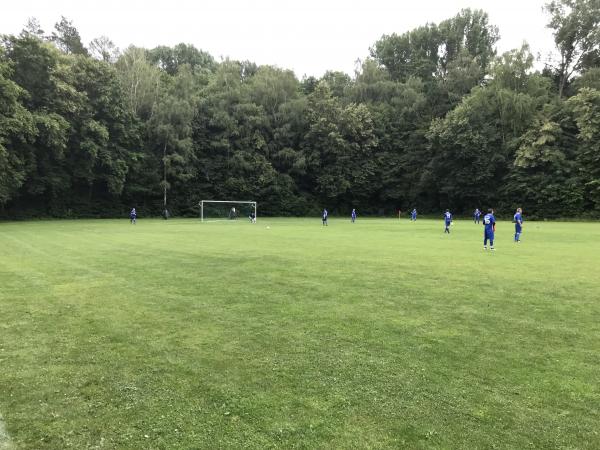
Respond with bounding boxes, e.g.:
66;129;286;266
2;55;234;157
1;0;557;78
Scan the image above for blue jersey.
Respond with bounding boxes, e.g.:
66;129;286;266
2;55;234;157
483;213;495;232
351;210;356;218
474;209;480;217
323;210;328;219
514;212;523;231
514;212;522;224
444;212;452;223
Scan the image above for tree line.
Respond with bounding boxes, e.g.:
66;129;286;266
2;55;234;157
1;1;599;219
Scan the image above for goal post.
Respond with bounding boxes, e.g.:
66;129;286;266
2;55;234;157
200;200;257;222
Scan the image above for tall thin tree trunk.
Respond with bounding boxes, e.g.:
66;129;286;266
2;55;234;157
163;142;167;208
558;55;568;99
559;75;566;99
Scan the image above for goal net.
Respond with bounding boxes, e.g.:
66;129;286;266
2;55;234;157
200;200;257;222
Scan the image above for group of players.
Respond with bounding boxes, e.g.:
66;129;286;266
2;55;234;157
322;207;525;251
130;204;524;251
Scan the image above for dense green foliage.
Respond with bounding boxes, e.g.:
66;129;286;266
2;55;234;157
1;218;599;448
1;4;600;218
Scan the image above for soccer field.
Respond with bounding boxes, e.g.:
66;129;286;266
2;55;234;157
0;218;599;449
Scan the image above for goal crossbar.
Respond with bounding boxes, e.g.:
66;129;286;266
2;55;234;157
200;200;257;222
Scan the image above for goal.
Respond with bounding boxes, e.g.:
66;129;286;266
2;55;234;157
200;200;257;222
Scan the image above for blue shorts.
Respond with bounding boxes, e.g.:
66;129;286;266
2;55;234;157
485;230;494;240
515;225;522;232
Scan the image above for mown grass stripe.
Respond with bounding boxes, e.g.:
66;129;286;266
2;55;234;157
0;413;12;450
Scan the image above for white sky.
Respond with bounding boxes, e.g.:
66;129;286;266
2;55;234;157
1;0;556;78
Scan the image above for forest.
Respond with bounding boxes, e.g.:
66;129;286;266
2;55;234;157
1;0;599;219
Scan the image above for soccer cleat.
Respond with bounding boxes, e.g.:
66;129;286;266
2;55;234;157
483;246;487;250
491;247;495;251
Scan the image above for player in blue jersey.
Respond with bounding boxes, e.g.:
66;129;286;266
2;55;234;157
514;207;523;242
411;209;417;221
322;208;328;226
483;208;496;250
474;208;481;224
351;209;357;223
130;208;137;225
444;209;452;233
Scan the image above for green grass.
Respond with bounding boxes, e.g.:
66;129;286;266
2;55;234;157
0;218;599;449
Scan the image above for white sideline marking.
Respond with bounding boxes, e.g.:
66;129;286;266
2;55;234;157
0;413;13;450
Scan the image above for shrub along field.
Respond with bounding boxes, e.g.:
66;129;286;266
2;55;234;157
0;218;599;449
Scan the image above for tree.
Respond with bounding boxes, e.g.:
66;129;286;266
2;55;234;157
149;65;197;210
572;67;600;91
371;9;498;87
67;56;139;199
0;55;36;205
437;9;499;80
545;0;600;97
3;9;600;219
147;43;216;76
115;46;161;120
2;34;59;110
1;34;74;209
22;17;44;39
426;46;551;211
508;111;583;216
567;88;600;208
320;71;352;98
1;31;140;215
89;36;119;63
370;24;440;83
349;58;429;210
191;60;284;212
303;82;378;208
50;16;88;56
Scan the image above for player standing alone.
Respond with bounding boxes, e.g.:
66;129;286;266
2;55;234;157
474;208;481;224
444;210;452;233
411;209;417;221
322;208;328;226
130;208;137;225
483;208;496;251
514;208;523;242
351;209;357;223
